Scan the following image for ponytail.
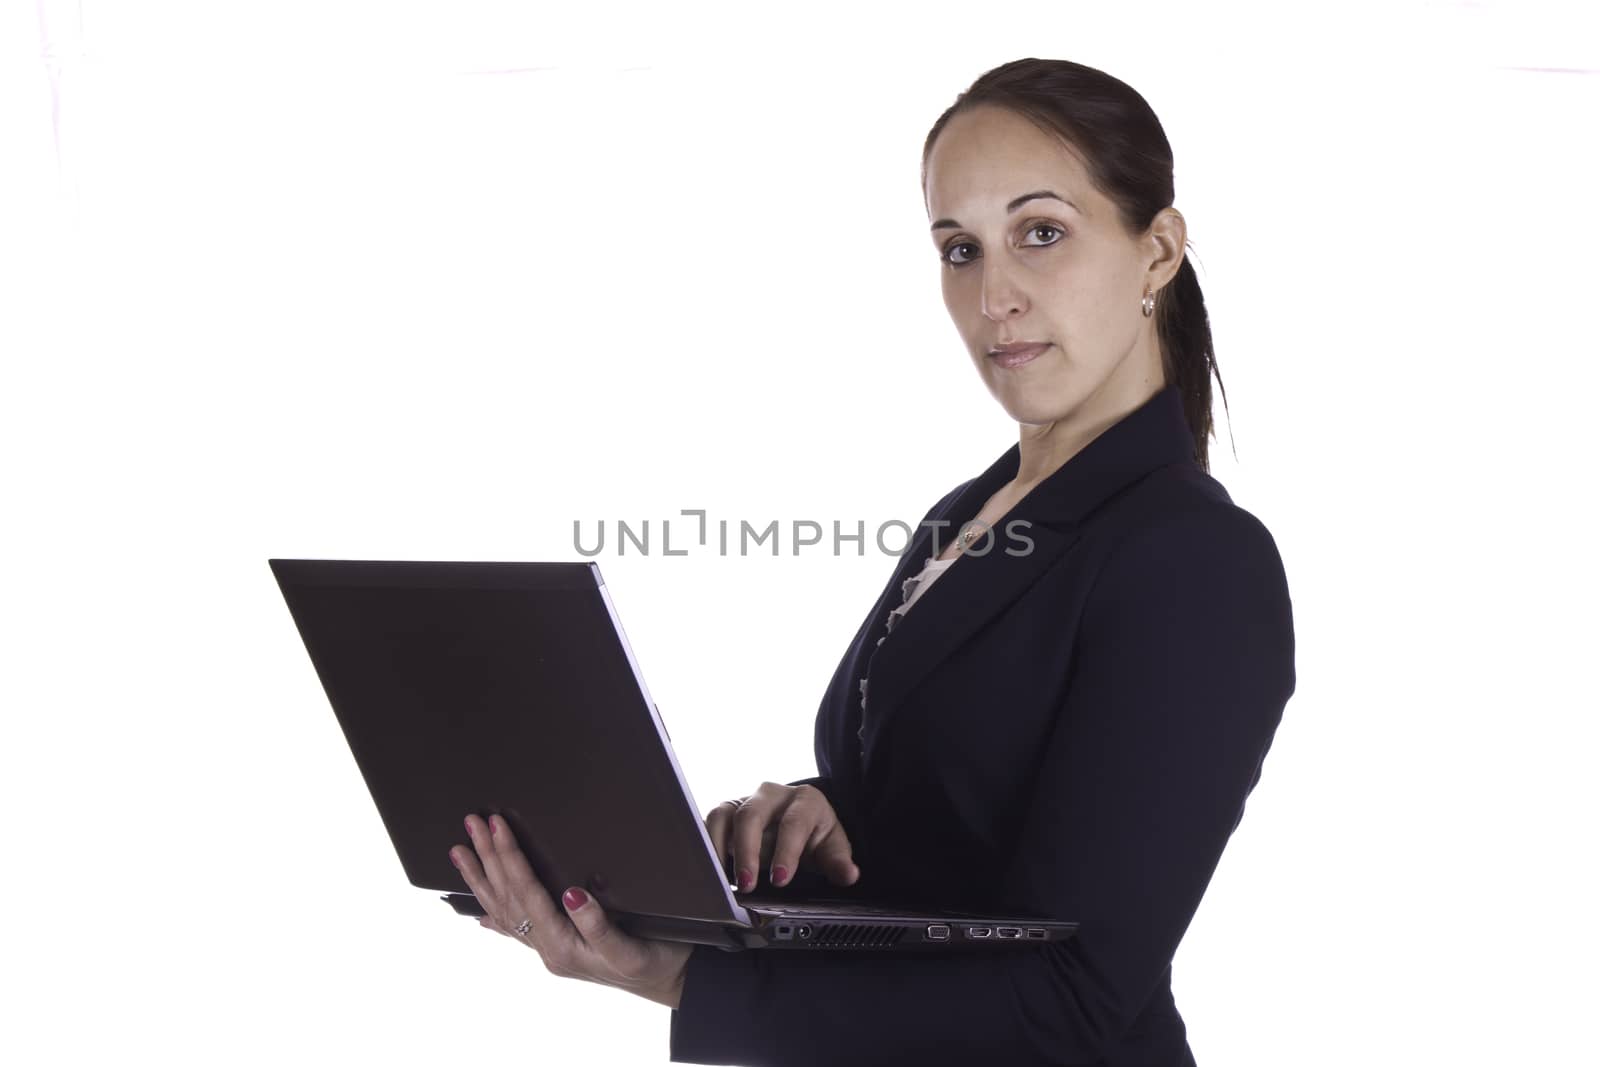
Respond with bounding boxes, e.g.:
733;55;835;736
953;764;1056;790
1157;253;1229;472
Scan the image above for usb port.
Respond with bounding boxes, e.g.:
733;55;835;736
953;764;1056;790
996;926;1022;939
1026;928;1047;939
966;926;992;938
926;924;950;941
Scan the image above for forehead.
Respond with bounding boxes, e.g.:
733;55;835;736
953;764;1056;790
924;105;1095;217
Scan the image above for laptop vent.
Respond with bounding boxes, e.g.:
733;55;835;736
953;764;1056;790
811;923;907;949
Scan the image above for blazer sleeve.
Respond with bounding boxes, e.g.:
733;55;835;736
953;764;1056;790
669;502;1295;1066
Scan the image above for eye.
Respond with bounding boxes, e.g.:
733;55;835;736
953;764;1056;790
941;241;979;266
1024;223;1064;247
940;222;1066;267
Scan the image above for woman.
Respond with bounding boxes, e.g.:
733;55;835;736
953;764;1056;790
450;57;1297;1066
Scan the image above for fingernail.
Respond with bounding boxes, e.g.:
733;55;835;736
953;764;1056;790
464;815;473;833
449;849;460;868
563;887;588;910
489;817;498;836
772;865;789;886
737;868;753;891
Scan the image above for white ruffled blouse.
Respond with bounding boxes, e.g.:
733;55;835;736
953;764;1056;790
857;552;958;717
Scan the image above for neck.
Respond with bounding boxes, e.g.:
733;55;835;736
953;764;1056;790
1012;375;1165;491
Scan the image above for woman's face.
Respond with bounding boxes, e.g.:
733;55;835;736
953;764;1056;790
923;104;1182;432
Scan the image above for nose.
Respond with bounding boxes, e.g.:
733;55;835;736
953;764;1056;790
979;257;1028;323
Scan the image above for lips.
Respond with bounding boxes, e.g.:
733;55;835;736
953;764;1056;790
987;342;1051;369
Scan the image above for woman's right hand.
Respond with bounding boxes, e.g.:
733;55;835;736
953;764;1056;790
705;782;861;893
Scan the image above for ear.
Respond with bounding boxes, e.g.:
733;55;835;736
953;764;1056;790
1142;207;1188;294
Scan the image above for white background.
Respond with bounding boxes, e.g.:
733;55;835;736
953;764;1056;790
4;1;1597;1063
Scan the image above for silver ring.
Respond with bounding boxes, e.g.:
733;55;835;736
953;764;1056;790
514;918;532;937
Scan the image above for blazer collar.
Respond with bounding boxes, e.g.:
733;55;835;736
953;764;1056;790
855;382;1197;774
946;380;1196;531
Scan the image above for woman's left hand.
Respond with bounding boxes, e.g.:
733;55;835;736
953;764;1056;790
451;813;693;1010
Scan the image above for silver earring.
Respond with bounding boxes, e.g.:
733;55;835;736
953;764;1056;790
1141;287;1155;317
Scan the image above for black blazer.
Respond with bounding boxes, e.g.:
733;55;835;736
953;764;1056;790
669;383;1297;1066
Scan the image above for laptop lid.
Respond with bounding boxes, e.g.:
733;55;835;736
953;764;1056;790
269;558;753;929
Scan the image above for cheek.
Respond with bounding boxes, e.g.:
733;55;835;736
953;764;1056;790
941;277;980;339
1043;262;1126;332
941;273;965;315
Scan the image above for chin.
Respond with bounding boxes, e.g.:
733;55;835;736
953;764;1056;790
979;351;1095;418
988;382;1087;428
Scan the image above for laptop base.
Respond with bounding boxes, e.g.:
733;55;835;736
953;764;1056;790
442;892;1072;951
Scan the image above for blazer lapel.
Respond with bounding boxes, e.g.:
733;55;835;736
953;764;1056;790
858;517;1083;769
854;383;1198;774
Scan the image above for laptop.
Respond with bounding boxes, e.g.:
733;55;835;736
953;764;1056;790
269;558;1078;952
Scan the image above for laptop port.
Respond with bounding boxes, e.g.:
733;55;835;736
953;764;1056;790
965;926;992;938
776;925;794;940
1026;928;1047;939
926;924;950;941
996;927;1022;939
796;925;812;940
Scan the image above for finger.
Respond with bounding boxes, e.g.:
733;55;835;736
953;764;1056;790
705;801;738;874
807;823;861;886
731;784;785;892
450;840;499;918
729;796;770;892
463;813;509;891
560;885;647;981
485;814;568;943
455;815;554;950
769;794;829;889
770;789;858;887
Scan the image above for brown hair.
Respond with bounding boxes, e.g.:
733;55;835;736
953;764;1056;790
922;58;1230;471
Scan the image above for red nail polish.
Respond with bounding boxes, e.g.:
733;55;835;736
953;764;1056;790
737;868;753;891
563;887;588;910
449;850;460;868
464;815;473;833
772;865;789;886
489;817;498;836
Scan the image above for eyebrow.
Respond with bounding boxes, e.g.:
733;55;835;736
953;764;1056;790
929;190;1080;232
